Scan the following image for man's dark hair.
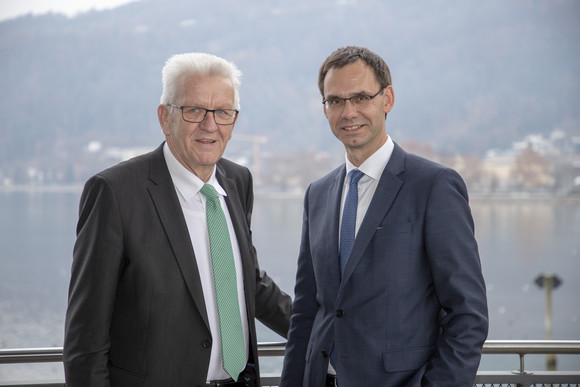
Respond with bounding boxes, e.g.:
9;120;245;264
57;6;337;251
318;46;392;97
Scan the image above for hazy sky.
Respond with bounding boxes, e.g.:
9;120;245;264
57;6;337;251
0;0;140;21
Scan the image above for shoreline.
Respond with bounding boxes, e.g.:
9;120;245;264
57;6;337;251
2;185;580;203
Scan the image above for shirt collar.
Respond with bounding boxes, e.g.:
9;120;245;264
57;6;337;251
344;135;394;181
163;142;227;201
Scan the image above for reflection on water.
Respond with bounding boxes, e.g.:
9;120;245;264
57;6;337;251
0;191;579;380
468;197;580;371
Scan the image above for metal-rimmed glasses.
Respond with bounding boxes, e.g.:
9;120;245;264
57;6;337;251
322;88;384;111
167;104;239;125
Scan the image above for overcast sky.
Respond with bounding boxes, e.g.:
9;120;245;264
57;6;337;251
0;0;140;21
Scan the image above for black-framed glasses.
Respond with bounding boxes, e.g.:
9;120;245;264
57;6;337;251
167;104;239;125
322;88;384;110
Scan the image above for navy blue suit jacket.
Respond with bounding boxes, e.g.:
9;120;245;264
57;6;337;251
280;143;488;386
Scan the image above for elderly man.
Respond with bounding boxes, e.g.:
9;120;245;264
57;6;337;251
64;52;292;387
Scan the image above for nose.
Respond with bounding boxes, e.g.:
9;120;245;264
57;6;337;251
341;99;358;119
199;111;219;131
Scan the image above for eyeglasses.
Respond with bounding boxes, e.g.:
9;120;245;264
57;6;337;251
167;104;239;125
322;88;384;110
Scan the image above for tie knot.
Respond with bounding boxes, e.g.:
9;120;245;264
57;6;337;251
200;183;219;200
348;169;365;187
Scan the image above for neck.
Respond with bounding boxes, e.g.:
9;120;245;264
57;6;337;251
190;165;214;183
346;135;388;167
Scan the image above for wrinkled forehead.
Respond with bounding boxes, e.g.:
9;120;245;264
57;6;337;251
175;74;236;106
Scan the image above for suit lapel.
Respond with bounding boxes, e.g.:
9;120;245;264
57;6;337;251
340;143;406;286
326;166;346;288
147;145;210;330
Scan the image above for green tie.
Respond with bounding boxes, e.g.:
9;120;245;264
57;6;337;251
200;184;246;381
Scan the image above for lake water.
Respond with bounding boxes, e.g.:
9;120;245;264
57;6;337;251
1;189;579;381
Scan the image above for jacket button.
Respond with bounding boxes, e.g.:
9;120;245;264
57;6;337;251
202;339;211;348
321;350;328;358
335;309;343;317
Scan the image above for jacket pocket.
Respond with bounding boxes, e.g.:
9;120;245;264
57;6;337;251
109;361;145;386
382;346;434;372
376;219;413;234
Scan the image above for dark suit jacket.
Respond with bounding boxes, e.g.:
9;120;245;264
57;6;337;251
64;143;292;387
280;143;488;387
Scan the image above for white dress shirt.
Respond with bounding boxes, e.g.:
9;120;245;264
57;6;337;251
163;143;249;381
339;136;395;243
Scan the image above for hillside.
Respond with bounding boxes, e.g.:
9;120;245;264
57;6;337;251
1;0;579;167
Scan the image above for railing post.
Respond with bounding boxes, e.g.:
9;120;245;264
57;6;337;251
516;353;524;387
535;272;562;371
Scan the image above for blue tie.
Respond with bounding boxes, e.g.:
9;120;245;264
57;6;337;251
339;169;365;278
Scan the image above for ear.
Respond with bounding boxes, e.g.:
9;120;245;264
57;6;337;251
383;85;395;114
323;100;330;119
158;104;172;135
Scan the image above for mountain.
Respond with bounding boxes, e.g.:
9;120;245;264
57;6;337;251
1;0;579;168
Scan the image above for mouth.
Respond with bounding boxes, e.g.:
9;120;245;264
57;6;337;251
342;124;364;131
197;139;216;144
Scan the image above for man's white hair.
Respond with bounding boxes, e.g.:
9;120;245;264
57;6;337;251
160;53;242;109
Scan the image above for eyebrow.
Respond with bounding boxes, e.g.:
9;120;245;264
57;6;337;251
181;104;236;109
324;90;373;99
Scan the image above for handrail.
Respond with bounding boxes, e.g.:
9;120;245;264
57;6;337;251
483;339;580;354
0;347;63;364
482;340;580;374
2;340;580;363
1;341;579;387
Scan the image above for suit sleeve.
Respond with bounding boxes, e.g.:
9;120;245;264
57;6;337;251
63;175;125;387
422;168;489;386
254;267;292;338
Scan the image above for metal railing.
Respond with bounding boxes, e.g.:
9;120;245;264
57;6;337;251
1;340;579;386
476;340;580;386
